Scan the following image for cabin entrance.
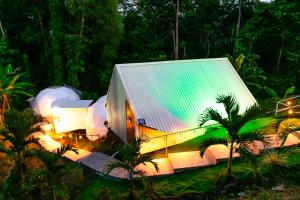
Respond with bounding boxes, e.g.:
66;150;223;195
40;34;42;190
126;101;135;143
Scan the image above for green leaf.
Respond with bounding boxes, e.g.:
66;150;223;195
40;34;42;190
283;86;295;99
264;87;278;98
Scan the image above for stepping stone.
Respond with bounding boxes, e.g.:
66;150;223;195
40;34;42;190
136;157;174;176
292;131;300;139
283;134;300;147
206;144;239;163
168;151;215;172
78;152;128;179
63;149;92;161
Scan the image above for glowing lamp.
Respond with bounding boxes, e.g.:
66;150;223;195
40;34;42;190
288;109;293;115
79;135;82;139
41;124;53;133
69;134;72;138
287;101;291;105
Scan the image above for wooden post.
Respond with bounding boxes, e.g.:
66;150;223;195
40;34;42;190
165;135;168;157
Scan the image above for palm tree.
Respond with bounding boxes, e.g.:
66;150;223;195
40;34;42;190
106;136;159;199
273;113;300;146
31;144;78;200
0;64;33;123
198;94;268;180
0;109;39;179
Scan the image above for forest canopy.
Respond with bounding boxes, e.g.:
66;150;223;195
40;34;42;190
0;0;299;105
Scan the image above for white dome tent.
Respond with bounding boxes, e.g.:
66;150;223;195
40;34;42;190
32;86;80;118
86;95;108;141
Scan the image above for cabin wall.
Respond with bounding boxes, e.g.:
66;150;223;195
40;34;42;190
107;68;128;143
53;108;88;133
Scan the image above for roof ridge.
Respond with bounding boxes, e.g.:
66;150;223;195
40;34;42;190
116;57;228;68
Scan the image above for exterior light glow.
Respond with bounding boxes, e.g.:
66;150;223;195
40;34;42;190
79;135;82;139
287;101;291;105
69;134;72;138
288;109;293;115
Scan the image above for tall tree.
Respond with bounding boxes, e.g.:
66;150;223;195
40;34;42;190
174;0;179;60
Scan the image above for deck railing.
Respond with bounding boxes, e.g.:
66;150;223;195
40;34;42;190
140;126;207;154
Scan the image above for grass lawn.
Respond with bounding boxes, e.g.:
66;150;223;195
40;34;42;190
77;145;300;200
77;117;300;200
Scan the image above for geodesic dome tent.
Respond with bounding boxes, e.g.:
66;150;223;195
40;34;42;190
31;86;80;118
86;95;108;141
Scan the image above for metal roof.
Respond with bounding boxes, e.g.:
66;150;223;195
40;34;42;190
53;100;93;108
116;58;257;133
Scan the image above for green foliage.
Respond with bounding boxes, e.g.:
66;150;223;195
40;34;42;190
260;151;289;180
0;109;38;175
0;0;122;94
29;144;77;200
0;109;38;198
198;94;268;179
0;38;33;115
106;136;158;199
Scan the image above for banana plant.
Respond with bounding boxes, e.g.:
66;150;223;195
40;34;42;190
0;65;33;123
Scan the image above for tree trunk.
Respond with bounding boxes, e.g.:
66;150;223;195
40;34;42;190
174;0;179;60
17;151;23;181
227;142;234;180
206;31;211;58
233;0;242;56
275;33;284;71
0;19;5;37
129;171;135;199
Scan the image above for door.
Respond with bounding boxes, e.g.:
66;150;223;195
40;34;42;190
126;101;135;143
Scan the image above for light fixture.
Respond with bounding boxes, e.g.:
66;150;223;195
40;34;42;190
79;135;82;139
288;109;293;115
69;134;72;138
287;101;291;105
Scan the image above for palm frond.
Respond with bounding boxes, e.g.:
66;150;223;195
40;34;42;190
237;131;271;153
24;136;39;146
105;160;130;175
31;168;49;180
55;143;78;156
133;168;146;177
277;125;300;146
7;74;20;89
199;137;228;157
272;115;285;133
10;90;33;96
238;131;269;147
238;103;261;130
53;184;70;200
136;154;159;173
216;94;240;120
198;108;229;129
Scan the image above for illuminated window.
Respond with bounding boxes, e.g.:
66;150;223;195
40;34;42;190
54;116;61;122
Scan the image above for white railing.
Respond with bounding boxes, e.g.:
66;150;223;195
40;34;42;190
140;127;206;154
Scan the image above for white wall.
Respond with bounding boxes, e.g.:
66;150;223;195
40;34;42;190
107;67;128;143
53;107;88;133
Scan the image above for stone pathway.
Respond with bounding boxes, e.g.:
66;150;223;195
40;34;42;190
32;131;300;179
31;132;128;179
